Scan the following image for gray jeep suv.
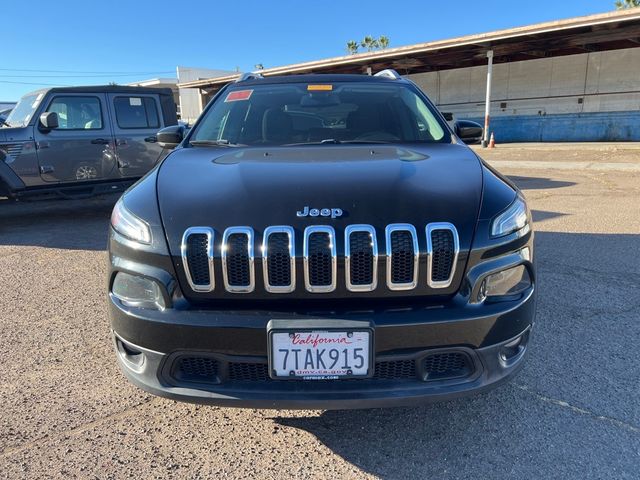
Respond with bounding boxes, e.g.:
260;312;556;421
0;86;177;199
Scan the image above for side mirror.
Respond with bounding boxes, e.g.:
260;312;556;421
157;125;185;149
441;112;454;122
454;120;483;144
39;112;59;130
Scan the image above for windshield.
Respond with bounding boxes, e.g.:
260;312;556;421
190;82;449;146
3;93;43;128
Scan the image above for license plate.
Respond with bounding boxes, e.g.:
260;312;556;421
269;329;372;380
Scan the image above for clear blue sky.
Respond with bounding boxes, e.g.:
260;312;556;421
1;0;616;100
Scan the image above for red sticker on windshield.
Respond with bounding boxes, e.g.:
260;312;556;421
225;90;253;102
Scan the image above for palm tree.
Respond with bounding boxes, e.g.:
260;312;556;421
615;0;639;8
378;35;390;50
346;40;359;55
361;35;379;52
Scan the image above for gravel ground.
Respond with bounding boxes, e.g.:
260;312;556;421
0;143;638;479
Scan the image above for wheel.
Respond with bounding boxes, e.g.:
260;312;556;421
75;165;98;180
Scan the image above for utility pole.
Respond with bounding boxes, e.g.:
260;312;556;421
482;50;494;148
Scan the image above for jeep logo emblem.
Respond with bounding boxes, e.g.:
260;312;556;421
297;206;343;219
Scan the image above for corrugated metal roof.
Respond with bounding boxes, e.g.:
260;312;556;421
179;9;640;90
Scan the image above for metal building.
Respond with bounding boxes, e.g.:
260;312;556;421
178;10;640;142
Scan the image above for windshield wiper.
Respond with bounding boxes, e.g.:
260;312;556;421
189;139;245;147
0;120;10;128
285;139;394;146
340;140;394;144
284;139;342;146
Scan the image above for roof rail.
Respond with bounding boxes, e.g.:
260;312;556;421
235;72;264;83
374;69;402;80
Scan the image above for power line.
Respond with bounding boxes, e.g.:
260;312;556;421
0;80;73;86
0;68;175;74
0;73;174;78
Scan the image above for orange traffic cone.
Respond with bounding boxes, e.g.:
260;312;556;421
488;132;496;148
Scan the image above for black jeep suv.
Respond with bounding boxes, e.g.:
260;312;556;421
108;71;535;409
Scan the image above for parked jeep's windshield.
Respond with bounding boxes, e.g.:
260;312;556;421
3;93;43;128
190;82;449;146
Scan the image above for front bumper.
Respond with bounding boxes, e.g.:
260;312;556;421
109;286;535;410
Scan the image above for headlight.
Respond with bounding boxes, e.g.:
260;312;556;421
477;265;531;302
112;272;165;310
111;198;152;244
491;194;529;238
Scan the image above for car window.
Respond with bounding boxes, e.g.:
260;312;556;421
113;97;160;129
191;82;449;146
47;96;103;130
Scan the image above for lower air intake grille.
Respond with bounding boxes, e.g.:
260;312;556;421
224;360;418;382
374;359;416;380
186;234;211;286
171;353;474;385
422;352;471;380
229;362;270;382
176;356;218;382
430;229;455;282
267;233;291;287
390;230;415;285
308;232;333;287
226;233;250;286
349;231;374;286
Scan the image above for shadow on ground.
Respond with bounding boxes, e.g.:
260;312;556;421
0;194;119;251
531;209;568;222
273;230;640;479
508;175;576;190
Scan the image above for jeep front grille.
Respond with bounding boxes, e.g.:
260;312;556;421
426;223;460;288
181;223;459;294
221;227;255;293
385;224;419;290
262;226;295;293
304;226;337;293
181;227;215;292
345;225;378;291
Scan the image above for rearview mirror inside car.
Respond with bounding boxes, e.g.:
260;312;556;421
39;112;59;130
157;125;185;149
300;92;340;107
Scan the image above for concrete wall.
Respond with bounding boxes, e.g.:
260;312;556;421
177;66;235;124
408;47;640;141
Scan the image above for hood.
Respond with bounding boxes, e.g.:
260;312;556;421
0;126;31;143
157;143;483;299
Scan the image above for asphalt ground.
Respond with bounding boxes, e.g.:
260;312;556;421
0;143;638;479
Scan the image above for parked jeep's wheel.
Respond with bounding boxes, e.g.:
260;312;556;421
75;165;98;180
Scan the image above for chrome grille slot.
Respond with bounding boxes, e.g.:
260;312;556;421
345;225;378;292
222;227;255;293
181;227;215;292
262;226;295;293
304;226;337;293
385;224;419;290
426;223;459;288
